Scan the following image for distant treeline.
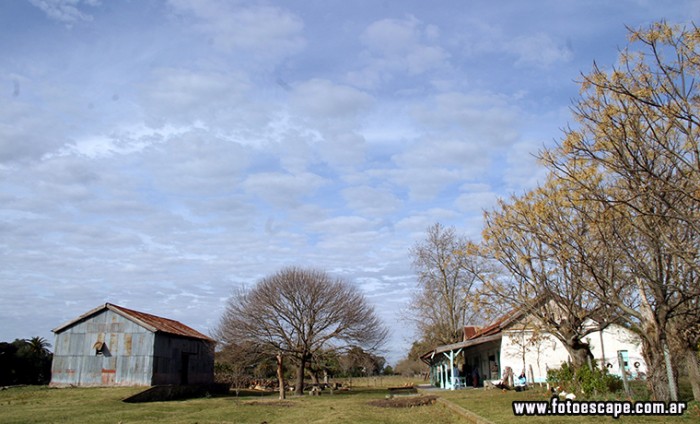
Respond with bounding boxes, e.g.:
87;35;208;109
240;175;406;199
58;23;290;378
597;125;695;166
0;337;52;386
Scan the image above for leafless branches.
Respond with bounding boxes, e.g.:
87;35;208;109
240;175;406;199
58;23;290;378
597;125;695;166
216;266;387;396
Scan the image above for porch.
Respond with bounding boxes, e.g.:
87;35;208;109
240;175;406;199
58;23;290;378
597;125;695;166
421;334;502;390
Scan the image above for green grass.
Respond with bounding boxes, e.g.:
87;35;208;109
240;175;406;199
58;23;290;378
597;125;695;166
437;384;699;423
2;376;696;424
0;384;460;424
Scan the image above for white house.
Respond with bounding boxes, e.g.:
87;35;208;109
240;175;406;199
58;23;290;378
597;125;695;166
420;304;646;390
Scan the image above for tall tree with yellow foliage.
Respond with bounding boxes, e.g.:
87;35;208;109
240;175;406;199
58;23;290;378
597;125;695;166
540;21;700;401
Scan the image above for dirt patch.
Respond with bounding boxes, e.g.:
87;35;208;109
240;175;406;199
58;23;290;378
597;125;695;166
368;395;438;408
241;400;295;407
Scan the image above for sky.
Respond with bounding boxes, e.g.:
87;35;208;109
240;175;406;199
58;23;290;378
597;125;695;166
1;0;697;365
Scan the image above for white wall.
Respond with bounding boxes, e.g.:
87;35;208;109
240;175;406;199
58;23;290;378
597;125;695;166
587;324;647;378
499;324;646;383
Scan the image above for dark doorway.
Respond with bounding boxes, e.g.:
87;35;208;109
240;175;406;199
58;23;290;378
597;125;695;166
180;353;190;385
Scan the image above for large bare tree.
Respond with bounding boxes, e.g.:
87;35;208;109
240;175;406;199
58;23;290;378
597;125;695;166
407;223;486;345
217;266;387;397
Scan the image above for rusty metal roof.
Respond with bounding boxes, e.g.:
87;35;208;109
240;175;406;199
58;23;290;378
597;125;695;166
419;298;550;362
108;304;214;341
53;303;215;342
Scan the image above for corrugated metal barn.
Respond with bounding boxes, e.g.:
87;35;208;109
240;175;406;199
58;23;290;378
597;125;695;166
50;303;215;387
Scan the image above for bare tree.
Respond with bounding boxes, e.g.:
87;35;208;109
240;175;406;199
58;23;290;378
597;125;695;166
215;341;270;395
217;266;388;397
408;223;486;345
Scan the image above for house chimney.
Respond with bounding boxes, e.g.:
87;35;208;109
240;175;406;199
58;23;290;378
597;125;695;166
463;326;480;341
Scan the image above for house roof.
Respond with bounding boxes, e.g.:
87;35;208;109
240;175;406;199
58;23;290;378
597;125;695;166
53;303;215;342
421;333;503;360
420;298;548;363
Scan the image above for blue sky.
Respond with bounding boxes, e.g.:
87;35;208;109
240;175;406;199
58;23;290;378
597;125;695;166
1;0;697;364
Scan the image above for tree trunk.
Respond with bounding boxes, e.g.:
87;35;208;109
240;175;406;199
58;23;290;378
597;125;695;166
563;340;593;370
295;357;306;396
641;337;678;402
276;353;285;400
309;369;320;386
685;347;700;402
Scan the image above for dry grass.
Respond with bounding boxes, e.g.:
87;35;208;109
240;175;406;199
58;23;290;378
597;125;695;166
0;383;459;424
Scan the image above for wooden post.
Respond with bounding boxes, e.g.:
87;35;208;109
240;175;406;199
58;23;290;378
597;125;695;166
663;341;678;401
617;351;631;398
449;351;455;390
442;363;447;389
599;330;606;371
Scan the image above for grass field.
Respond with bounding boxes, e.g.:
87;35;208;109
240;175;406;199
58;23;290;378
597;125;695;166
1;376;697;424
0;381;458;424
437;378;699;423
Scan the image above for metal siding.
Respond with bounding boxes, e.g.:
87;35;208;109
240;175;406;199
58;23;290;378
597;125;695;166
51;307;213;387
150;334;214;385
50;309;155;387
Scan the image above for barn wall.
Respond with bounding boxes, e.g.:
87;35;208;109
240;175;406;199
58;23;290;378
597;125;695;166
151;334;214;385
50;310;154;387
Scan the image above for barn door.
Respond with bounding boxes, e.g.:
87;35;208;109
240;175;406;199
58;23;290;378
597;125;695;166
180;353;190;385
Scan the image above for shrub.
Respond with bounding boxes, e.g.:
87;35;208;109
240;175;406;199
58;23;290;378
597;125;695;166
547;361;622;396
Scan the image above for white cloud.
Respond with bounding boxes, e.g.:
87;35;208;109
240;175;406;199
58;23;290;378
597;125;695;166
362;16;422;54
456;21;573;69
141;68;259;129
142;129;253;193
410;91;520;147
0;101;68;163
309;215;375;234
243;171;328;208
286;79;374;168
167;0;305;61
394;208;462;236
291;79;374;120
28;0;99;25
455;184;498;213
342;185;402;216
502;138;549;192
391;137;482;170
510;33;573;68
348;16;450;87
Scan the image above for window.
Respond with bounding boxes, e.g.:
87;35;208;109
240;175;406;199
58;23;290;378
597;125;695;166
92;341;107;356
93;341;107;356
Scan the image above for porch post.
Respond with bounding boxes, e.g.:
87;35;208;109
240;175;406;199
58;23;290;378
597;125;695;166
449;351;454;390
442;350;457;390
442;363;447;389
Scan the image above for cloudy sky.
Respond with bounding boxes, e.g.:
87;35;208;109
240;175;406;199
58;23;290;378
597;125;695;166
1;0;696;364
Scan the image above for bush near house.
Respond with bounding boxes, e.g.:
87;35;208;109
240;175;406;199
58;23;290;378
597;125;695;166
547;362;623;396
